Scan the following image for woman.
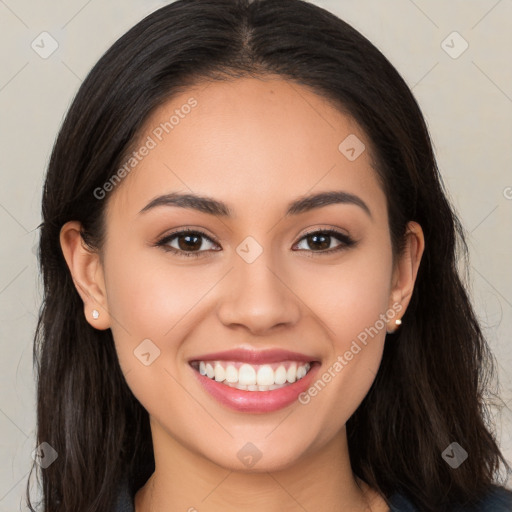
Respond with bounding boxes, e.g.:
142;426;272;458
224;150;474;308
28;0;512;511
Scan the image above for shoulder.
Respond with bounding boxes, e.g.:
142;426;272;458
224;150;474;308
114;478;135;512
113;479;512;511
469;486;512;511
388;485;512;511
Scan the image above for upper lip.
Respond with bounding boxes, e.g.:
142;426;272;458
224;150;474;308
188;348;320;365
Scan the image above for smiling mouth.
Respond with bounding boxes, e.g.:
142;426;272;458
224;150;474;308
189;360;315;391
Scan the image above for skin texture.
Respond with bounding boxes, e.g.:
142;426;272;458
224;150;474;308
60;77;424;512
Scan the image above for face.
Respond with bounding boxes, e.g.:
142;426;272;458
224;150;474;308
65;76;422;472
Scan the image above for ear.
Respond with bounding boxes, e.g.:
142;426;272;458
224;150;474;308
387;221;425;333
59;221;111;330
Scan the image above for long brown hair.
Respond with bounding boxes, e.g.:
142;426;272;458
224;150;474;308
28;0;510;510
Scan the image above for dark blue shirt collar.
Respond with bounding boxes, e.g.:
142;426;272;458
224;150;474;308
114;479;512;512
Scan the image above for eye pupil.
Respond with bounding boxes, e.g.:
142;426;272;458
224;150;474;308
178;234;201;251
308;233;329;250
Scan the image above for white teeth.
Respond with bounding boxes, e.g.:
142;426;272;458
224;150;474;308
274;365;287;385
238;364;256;386
225;364;238;383
256;365;275;386
222;381;289;392
286;363;297;383
193;360;312;389
214;363;225;382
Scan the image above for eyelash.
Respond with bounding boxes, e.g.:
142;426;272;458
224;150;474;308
154;227;357;259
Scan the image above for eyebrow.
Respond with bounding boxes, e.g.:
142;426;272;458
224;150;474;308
139;190;372;219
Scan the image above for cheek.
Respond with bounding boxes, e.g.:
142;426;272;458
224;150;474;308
296;236;392;401
293;247;392;432
296;237;393;344
102;242;212;415
103;240;214;338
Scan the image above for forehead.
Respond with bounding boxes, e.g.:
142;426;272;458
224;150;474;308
106;77;386;222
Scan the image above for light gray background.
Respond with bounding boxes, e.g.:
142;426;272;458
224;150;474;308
1;0;511;509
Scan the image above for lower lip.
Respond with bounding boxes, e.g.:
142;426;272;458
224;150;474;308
190;362;320;413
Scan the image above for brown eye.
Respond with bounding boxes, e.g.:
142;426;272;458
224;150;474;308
175;232;203;251
156;229;219;258
294;229;356;254
304;232;331;251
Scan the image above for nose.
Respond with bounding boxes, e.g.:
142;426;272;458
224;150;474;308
216;253;301;335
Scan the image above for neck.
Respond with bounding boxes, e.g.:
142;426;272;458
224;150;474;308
135;417;387;512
